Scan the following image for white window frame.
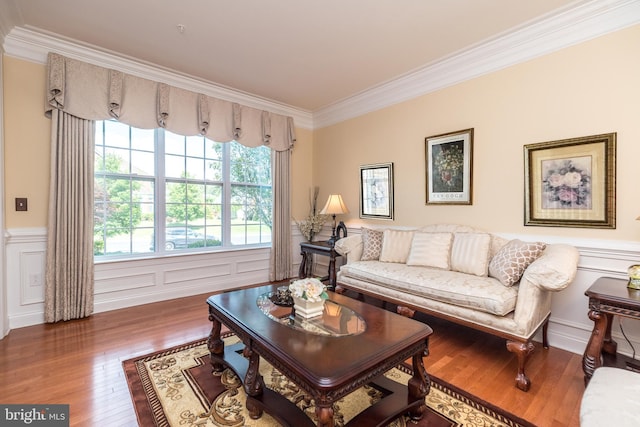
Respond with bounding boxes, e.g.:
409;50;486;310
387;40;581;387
94;120;272;260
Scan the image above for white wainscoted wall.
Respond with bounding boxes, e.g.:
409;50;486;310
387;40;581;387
5;224;640;360
4;225;320;330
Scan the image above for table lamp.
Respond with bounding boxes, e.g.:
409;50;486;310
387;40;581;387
320;194;349;246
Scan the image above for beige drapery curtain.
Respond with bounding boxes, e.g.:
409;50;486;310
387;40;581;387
45;53;296;321
269;149;292;281
44;109;95;322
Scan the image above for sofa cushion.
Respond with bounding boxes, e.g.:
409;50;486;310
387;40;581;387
339;261;517;316
406;232;453;269
450;232;491;277
361;228;384;261
489;239;546;287
379;229;414;263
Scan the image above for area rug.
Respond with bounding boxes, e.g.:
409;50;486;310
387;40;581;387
123;333;535;427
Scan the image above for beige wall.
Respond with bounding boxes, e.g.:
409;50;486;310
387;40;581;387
290;127;314;220
3;25;639;242
313;25;640;241
3;56;51;228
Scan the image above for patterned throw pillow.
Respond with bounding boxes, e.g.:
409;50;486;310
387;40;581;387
488;239;547;287
450;233;491;276
406;232;453;269
360;228;384;261
379;229;415;263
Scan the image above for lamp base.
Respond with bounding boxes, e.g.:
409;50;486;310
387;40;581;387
327;214;337;247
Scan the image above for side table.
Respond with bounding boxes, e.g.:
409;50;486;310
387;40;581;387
298;241;340;290
582;276;640;385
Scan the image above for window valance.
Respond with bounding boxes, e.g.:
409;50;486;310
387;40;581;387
45;53;296;151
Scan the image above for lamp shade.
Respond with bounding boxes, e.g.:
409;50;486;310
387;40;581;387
320;194;349;215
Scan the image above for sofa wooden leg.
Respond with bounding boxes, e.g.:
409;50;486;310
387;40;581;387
542;319;549;349
397;305;416;318
506;340;535;392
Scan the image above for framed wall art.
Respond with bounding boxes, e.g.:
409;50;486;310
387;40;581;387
524;133;616;229
425;128;473;205
359;163;394;220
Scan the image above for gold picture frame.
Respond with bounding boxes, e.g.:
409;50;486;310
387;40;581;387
524;133;616;228
425;128;474;205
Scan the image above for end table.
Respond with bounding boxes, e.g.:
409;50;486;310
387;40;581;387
298;241;340;290
583;276;640;384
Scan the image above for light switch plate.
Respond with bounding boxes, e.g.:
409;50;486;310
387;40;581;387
15;198;27;211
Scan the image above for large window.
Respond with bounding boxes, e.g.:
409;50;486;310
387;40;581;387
94;120;272;257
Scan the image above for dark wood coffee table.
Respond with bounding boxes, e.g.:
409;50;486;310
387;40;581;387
207;284;432;427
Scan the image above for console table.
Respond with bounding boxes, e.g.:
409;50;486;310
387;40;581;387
582;276;640;384
299;241;340;290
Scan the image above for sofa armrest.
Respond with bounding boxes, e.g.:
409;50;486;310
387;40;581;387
521;243;579;291
334;234;363;263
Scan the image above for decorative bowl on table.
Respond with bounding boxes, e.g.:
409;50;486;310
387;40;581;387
270;286;294;306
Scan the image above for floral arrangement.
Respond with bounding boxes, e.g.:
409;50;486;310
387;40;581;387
289;278;328;302
295;214;327;242
542;158;592;208
294;187;327;242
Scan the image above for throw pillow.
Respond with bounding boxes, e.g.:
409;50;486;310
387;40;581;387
406;232;453;269
379;230;415;263
489;239;547;287
360;228;384;261
450;233;491;276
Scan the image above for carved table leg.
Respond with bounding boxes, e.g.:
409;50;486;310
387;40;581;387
207;310;225;374
506;340;534;392
328;255;336;291
583;308;608;385
602;312;617;355
299;250;312;278
315;402;334;427
407;349;430;421
243;342;264;420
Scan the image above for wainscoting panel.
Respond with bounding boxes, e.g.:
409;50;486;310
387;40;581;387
94;272;156;294
19;250;46;305
5;224;640;361
5;228;47;328
163;262;232;284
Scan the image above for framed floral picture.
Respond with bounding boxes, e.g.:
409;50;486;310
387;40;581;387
524;133;616;228
360;163;394;220
425;128;473;204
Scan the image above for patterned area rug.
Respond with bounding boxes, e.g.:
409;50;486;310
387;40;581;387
123;334;535;427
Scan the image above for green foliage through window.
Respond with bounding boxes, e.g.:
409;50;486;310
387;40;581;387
93;121;272;257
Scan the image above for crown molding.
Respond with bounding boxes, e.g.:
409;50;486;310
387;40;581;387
3;1;639;131
2;27;315;129
312;0;640;129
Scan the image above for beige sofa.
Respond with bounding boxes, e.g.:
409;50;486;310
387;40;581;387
334;224;579;391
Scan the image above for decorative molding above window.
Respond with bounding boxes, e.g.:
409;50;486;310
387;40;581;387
3;0;640;130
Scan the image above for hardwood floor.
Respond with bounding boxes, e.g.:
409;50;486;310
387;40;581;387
0;286;584;426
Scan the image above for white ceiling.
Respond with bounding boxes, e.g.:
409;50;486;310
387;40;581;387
2;0;583;113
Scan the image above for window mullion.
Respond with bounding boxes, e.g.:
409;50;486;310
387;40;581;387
156;129;166;251
222;142;231;247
